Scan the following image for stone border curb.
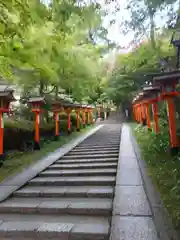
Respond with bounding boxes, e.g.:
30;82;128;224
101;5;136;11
109;125;122;240
130;127;180;240
0;124;104;202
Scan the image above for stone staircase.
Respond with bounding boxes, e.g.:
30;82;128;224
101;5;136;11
0;124;121;239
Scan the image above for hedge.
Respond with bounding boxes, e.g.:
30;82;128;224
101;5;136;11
4;112;83;151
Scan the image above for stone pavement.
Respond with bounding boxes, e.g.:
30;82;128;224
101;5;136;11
110;124;159;240
0;123;121;239
0;116;160;240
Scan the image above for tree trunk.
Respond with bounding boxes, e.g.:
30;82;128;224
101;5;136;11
55;85;59;99
149;12;156;49
39;80;44;96
147;5;156;50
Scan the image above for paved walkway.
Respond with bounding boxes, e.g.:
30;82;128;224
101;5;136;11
110;124;158;240
0;123;121;239
0;114;160;239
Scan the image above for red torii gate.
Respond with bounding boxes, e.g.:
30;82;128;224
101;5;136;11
133;70;180;154
141;85;161;133
0;88;16;163
153;70;180;153
28;97;45;150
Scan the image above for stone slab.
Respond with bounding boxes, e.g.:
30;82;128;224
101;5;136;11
130;127;180;240
68;150;119;155
62;153;118;159
37;222;73;239
28;176;116;186
116;168;142;186
14;186;114;198
67;201;112;216
117;156;138;169
39;169;117;177
113;186;151;216
0;221;109;239
49;162;118;170
87;187;114;198
119;125;136;158
0;199;42;214
70;223;109;240
72;147;119;152
57;158;118;164
120;145;136;158
37;201;69;214
14;187;42;197
110;216;158;240
0;221;40;237
0;186;20;202
0;124;103;202
0;197;112;216
75;145;119;150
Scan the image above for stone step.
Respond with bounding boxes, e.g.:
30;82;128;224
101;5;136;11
28;176;116;186
56;158;118;164
13;186;114;198
67;150;119;155
0;219;109;240
48;162;117;170
71;147;119;152
0;197;112;216
0;124;122;240
75;144;120;149
61;153;118;159
39;169;117;177
0;212;109;223
79;141;120;145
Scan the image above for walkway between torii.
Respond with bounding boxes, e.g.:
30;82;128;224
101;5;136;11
0;114;158;240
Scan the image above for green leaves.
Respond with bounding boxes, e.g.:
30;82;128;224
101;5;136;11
0;0;112;103
106;32;177;106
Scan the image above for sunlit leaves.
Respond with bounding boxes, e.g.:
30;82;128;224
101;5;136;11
106;36;175;105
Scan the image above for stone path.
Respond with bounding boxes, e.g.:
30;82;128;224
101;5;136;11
0;116;160;240
110;124;159;240
0;124;121;239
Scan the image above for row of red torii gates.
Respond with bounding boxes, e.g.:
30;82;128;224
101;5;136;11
132;70;180;154
0;92;105;161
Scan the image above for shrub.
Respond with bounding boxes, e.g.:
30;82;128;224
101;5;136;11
133;122;180;228
3;114;81;151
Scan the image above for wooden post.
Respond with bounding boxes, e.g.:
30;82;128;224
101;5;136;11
152;101;159;134
87;109;90;125
133;106;135;121
139;105;142;124
82;109;86;127
34;110;40;150
145;102;151;130
166;97;178;150
76;109;80;131
0;111;4;163
134;106;137;122
55;112;59;140
137;104;140;123
67;109;71;134
141;103;146;125
89;109;92;124
98;108;100;118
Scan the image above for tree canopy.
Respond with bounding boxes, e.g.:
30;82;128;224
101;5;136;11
106;0;180;108
0;0;119;104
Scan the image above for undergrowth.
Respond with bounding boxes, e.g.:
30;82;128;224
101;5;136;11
132;123;180;229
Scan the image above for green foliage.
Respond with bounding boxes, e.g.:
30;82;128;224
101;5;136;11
106;32;176;107
133;123;180;228
122;0;178;47
0;0;114;103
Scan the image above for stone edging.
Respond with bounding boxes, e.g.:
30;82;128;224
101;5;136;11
0;124;104;202
109;125;122;240
130;128;180;240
